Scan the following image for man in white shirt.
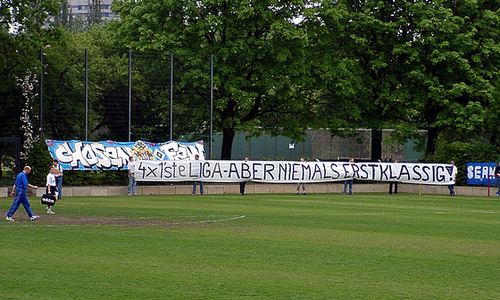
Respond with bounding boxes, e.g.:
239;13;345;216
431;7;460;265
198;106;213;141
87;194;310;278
127;156;137;195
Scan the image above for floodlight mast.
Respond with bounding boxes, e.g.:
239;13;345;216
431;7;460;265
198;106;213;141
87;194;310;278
170;52;174;141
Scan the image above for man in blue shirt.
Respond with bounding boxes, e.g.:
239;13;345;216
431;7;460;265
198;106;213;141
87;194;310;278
6;166;40;222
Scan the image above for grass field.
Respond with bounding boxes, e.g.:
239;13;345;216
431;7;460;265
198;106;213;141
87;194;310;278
1;193;498;299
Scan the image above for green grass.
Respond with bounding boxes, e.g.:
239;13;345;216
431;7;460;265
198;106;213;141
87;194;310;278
1;193;498;299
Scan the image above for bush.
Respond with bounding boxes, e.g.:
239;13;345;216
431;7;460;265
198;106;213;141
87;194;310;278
26;139;53;186
423;140;498;185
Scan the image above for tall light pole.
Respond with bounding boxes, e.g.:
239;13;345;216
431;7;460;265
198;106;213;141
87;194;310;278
209;54;214;159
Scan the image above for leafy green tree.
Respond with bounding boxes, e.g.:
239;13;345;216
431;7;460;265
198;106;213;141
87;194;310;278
111;0;312;159
0;0;60;171
40;25;132;141
310;0;499;160
413;0;500;156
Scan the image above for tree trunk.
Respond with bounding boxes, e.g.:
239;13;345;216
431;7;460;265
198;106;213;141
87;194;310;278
371;128;382;161
220;127;235;160
425;127;439;157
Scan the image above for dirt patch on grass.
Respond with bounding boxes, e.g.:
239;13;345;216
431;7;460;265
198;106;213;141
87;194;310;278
0;210;208;228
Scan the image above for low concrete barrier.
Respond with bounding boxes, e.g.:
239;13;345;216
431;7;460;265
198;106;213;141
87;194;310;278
0;183;494;198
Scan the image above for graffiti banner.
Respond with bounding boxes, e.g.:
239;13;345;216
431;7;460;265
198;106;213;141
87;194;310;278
45;140;205;170
135;160;457;185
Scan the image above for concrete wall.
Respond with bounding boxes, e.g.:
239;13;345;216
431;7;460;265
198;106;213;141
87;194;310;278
0;183;496;198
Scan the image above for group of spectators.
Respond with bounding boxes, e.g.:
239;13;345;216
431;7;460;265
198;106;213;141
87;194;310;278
6;159;63;222
6;158;500;222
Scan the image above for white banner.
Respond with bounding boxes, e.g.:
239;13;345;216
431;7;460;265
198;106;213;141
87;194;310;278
135;160;457;185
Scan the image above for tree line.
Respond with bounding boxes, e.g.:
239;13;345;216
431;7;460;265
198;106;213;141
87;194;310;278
1;0;499;172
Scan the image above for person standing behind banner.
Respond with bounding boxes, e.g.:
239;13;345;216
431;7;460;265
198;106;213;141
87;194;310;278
53;159;63;200
6;166;40;222
240;157;250;195
389;160;399;195
447;160;457;196
127;156;137;196
45;166;57;214
192;155;204;195
343;157;355;195
296;158;307;195
494;161;500;197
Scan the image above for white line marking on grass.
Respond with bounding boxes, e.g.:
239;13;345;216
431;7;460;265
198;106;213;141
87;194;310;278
290;213;387;216
185;215;246;224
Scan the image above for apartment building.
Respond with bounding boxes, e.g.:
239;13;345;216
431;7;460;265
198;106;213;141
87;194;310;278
68;0;119;21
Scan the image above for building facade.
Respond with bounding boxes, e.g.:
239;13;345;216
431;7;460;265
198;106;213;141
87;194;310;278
68;0;119;21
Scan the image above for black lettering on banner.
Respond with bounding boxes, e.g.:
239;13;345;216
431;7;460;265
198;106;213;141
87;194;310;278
252;163;262;180
367;164;378;180
188;162;196;177
359;164;369;179
422;166;430;181
134;160;454;185
164;164;173;178
380;164;390;180
228;163;240;179
147;166;158;177
412;165;422;180
342;163;350;177
313;164;323;180
242;163;251;179
330;163;340;179
291;163;300;181
436;166;446;182
352;164;360;179
399;165;410;181
301;164;311;180
202;162;211;177
322;164;331;179
212;162;223;179
137;162;146;179
171;162;177;178
264;163;275;180
278;163;287;180
389;165;398;180
445;166;454;179
178;164;186;177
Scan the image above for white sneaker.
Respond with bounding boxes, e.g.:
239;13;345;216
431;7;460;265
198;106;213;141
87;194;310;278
30;215;40;221
6;216;15;222
47;209;55;214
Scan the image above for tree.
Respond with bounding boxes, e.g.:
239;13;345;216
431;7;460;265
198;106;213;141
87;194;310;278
0;0;60;170
413;0;500;156
311;0;499;160
87;0;103;27
111;0;313;159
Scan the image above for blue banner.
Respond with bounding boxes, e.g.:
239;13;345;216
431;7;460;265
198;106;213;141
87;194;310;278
466;162;498;185
45;140;205;170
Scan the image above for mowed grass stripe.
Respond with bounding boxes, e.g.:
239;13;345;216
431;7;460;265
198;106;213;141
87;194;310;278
0;193;498;299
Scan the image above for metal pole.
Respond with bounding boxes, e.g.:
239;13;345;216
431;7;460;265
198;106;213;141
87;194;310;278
210;54;213;159
128;50;132;142
39;47;43;138
85;49;89;141
170;53;173;141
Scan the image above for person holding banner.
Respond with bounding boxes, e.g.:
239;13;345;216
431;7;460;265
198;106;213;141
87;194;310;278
192;155;204;195
127;156;137;196
296;158;307;195
495;161;500;197
447;160;457;196
343;157;355;195
240;157;250;195
389;160;399;195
